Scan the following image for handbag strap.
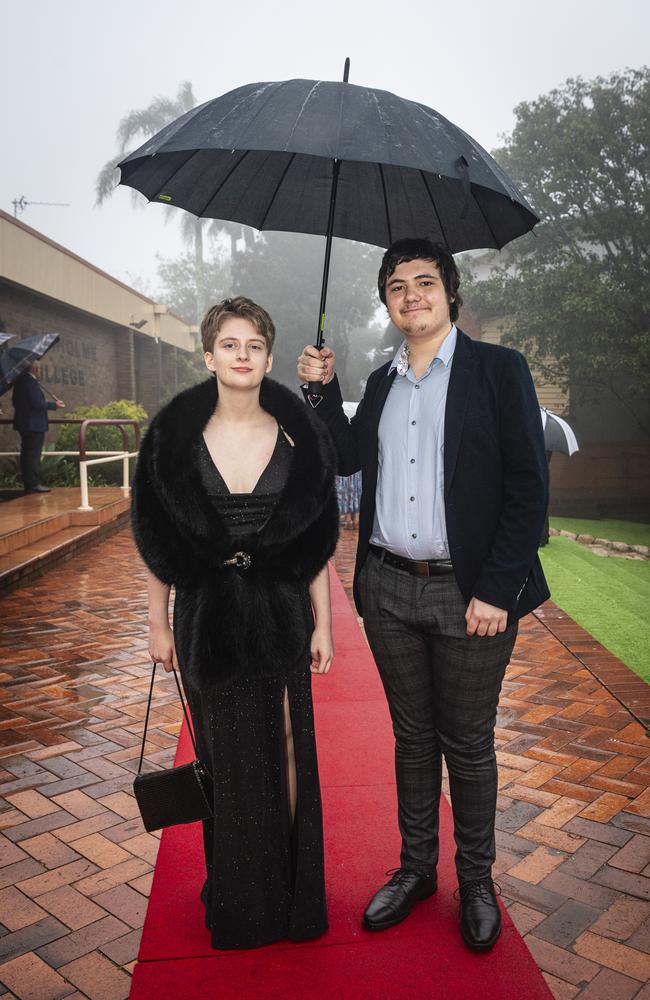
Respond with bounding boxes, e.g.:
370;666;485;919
137;662;201;775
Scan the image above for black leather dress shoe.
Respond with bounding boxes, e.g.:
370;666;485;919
25;485;51;494
363;868;437;931
459;879;501;951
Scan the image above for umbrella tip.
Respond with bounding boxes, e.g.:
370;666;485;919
343;58;350;83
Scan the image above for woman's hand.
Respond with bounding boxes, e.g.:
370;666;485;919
310;627;334;674
148;624;178;673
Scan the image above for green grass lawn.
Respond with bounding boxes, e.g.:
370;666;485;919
551;517;650;547
539;536;650;682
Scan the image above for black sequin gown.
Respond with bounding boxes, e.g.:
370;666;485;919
181;426;327;950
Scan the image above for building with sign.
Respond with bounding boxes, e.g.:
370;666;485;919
0;209;197;449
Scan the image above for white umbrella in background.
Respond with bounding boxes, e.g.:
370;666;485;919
540;407;579;456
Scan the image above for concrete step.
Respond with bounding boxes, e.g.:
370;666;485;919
0;511;71;557
0;512;130;594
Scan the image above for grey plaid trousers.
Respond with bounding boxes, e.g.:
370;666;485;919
359;548;517;884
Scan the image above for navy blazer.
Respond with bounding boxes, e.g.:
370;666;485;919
12;373;56;434
304;328;550;622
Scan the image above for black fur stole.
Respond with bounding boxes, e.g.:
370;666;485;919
131;377;339;689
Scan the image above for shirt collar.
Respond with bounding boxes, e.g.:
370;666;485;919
389;325;457;376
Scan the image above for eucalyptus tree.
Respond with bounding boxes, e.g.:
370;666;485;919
463;67;649;433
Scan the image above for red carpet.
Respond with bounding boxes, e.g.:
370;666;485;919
130;566;552;999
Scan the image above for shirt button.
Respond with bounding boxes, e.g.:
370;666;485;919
412;533;417;538
410;496;415;502
411;420;416;426
414;384;420;390
410;458;415;464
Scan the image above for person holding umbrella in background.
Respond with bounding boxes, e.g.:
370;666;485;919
12;361;64;494
539;407;579;546
298;238;550;951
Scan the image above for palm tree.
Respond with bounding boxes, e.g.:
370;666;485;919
96;81;243;321
96;82;196;199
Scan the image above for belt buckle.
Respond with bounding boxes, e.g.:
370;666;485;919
414;560;430;577
222;551;251;570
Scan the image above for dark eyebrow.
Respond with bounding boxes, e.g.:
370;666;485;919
387;272;438;285
217;334;265;342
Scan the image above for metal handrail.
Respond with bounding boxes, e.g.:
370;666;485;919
0;416;142;511
78;418;141;461
76;419;141;511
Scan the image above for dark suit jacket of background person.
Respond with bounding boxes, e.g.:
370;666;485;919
12;373;56;433
303;328;550;625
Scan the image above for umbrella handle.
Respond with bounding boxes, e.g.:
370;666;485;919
307;383;323;403
307;344;325;403
41;383;62;404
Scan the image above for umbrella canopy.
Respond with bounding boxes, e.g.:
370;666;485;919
540;408;579;456
118;78;538;253
0;333;60;397
0;334;14;349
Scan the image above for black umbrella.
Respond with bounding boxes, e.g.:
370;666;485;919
118;63;538;392
0;333;60;397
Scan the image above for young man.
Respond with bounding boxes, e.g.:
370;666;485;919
297;238;549;951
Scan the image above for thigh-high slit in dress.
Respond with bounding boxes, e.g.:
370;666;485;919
179;426;327;950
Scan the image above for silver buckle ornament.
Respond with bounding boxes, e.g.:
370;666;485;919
222;551;252;570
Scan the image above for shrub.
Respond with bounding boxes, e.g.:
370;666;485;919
50;400;147;486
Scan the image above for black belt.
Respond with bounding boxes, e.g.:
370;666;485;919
369;545;454;577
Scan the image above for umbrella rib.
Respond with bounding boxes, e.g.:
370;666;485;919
140;148;198;201
469;183;502;250
258;153;297;231
193;150;251;219
378;164;393;246
419;171;450;249
284;82;322;150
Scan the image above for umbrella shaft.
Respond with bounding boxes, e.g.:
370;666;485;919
315;158;341;349
40;382;61;403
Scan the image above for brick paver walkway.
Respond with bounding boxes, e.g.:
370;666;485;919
0;526;647;999
332;530;650;1000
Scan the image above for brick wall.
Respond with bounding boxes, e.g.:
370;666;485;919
0;279;120;407
114;329;136;402
549;441;650;520
0;280;190;455
0;280;120;450
162;344;179;398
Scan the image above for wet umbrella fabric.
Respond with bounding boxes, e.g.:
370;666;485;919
118;78;538;253
0;333;59;397
540;408;579;456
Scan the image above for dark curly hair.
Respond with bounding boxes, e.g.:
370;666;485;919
377;238;462;323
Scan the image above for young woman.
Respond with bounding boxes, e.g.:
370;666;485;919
132;296;338;949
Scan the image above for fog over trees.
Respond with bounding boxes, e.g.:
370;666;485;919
463;67;649;434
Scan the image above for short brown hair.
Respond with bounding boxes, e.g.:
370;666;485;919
200;296;276;354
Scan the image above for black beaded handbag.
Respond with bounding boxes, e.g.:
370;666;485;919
133;662;213;833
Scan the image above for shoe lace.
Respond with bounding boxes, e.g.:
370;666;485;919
454;878;501;902
384;867;431;886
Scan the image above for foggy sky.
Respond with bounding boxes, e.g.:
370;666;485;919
2;0;648;298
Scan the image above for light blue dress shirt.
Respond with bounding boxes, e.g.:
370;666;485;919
370;326;457;560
